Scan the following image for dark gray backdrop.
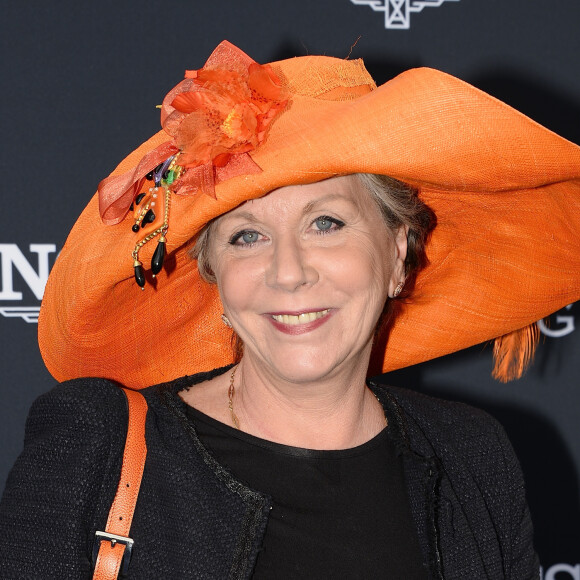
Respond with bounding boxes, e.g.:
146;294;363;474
1;1;579;576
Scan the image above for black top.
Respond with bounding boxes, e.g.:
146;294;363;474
187;405;427;579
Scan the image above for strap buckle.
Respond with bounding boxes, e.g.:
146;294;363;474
93;531;134;577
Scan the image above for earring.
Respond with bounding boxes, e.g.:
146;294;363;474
393;281;404;298
221;314;232;328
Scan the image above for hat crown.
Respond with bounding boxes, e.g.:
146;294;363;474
272;54;376;101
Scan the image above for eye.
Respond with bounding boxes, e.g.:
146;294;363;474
229;229;263;246
312;216;345;233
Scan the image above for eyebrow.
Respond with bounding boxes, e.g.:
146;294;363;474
221;192;353;225
223;211;261;223
301;193;350;215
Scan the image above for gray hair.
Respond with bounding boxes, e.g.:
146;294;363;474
356;173;433;283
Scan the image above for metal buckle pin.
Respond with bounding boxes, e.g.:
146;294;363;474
93;530;134;577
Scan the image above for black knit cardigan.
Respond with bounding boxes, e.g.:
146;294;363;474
0;368;539;579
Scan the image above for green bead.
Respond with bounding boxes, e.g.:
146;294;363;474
165;170;175;185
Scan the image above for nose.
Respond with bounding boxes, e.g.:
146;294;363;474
265;235;318;292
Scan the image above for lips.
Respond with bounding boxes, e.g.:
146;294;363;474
270;309;329;326
265;309;333;335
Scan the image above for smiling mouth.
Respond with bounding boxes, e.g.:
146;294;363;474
270;310;330;325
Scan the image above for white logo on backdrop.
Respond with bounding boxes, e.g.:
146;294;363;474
540;563;580;580
0;244;57;323
538;304;575;338
350;0;460;29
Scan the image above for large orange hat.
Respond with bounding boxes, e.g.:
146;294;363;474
38;41;580;389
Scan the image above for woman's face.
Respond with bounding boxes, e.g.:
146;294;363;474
209;175;407;384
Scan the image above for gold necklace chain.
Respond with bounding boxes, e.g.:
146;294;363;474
228;365;240;429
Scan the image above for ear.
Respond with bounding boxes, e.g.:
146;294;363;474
388;224;408;297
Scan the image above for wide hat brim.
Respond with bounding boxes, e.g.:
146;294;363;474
38;44;580;389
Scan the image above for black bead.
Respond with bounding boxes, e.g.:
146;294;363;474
135;193;146;205
129;203;134;211
145;171;154;181
134;264;145;288
140;209;155;228
151;240;166;275
131;224;140;233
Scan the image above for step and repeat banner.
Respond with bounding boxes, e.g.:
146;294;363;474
2;1;579;576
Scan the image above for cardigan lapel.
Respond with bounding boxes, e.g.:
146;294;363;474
369;381;444;580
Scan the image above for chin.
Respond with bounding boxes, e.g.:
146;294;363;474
259;345;365;385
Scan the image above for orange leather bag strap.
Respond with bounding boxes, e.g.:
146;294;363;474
92;388;148;579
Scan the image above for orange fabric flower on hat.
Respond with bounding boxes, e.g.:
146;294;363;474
97;43;288;222
161;59;288;197
169;64;287;166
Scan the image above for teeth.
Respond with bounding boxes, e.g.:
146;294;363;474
272;310;329;325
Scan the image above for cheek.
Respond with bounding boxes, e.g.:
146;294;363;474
333;233;392;302
213;253;263;314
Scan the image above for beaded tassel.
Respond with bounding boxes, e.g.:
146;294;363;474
131;155;181;288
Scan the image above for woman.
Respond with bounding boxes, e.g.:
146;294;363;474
1;41;579;579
